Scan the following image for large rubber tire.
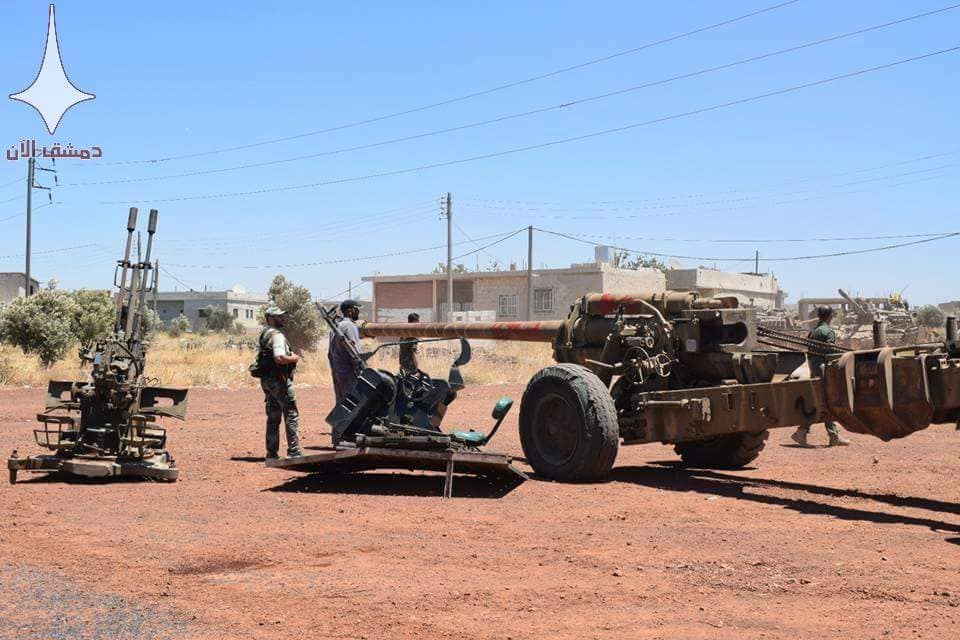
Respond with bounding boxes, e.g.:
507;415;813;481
519;364;619;482
673;431;769;469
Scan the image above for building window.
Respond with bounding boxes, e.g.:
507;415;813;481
232;308;239;318
534;288;554;313
499;294;518;317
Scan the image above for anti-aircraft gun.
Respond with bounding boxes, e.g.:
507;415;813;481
8;208;188;483
361;291;960;482
265;306;524;497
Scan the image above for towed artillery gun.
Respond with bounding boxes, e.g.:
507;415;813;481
836;288;919;348
265;306;525;497
361;291;960;481
7;208;188;483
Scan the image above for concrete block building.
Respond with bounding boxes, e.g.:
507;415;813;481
0;272;40;307
153;287;269;330
665;268;785;309
363;262;666;323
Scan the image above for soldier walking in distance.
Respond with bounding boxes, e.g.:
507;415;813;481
791;305;851;448
399;312;421;374
328;299;363;403
259;305;303;458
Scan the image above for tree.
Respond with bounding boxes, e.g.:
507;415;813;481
267;274;323;352
71;289;115;346
141;307;162;341
203;306;235;333
917;305;946;328
168;313;191;337
432;262;469;274
611;251;667;273
0;289;79;366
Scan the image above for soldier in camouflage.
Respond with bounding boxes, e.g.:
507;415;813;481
791;306;851;448
259;305;303;458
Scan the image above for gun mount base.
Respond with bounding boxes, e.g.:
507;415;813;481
7;450;178;484
266;446;527;498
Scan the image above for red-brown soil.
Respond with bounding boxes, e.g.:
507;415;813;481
1;386;958;639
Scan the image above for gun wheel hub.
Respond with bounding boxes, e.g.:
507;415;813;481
530;392;581;467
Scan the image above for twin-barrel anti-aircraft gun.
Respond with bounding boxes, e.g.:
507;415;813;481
7;208;187;483
8;211;960;487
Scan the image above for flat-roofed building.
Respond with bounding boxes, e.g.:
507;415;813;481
364;262;666;323
153;287;269;329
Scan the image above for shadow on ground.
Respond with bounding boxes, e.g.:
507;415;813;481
267;470;524;499
612;462;960;535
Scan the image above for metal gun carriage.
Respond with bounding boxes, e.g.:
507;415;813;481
361;291;960;481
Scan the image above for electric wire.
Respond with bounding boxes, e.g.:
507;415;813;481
76;46;960;206
158;263;197;291
0;201;58;223
460;148;960;207
91;0;803;166
60;4;960;189
164;228;526;270
0;242;101;260
535;227;960;262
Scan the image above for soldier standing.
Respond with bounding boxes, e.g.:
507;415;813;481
328;299;363;403
791;306;851;448
399;312;420;374
259;306;303;458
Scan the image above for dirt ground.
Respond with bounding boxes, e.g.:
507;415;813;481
1;385;958;640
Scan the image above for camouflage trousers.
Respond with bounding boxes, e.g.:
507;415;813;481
261;375;302;457
805;360;839;435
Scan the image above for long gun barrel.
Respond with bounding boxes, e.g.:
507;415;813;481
361;320;562;342
114;207;138;332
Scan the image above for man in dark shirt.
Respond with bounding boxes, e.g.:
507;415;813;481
399;312;420;374
791;306;851;448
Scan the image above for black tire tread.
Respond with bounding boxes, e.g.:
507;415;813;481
673;430;769;469
519;363;619;481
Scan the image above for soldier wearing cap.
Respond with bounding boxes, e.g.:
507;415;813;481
791;305;851;448
259;305;303;458
328;299;363;404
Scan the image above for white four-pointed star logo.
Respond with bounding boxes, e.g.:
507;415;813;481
9;4;94;135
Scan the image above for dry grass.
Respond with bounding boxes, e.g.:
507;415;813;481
0;334;555;389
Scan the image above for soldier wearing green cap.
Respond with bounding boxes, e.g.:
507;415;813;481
258;305;303;458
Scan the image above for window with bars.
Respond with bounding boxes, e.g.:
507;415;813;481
534;288;554;313
499;294;518;317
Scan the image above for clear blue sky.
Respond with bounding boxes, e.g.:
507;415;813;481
0;0;956;304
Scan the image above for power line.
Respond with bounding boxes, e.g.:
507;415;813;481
158;263;197;291
462;162;960;216
0;177;22;190
452;219;503;265
164;228;526;270
61;4;960;189
76;46;960;206
89;0;802;166
0;201;58;223
452;228;526;262
319;280;371;303
536;227;960;262
462;149;960;208
0;242;101;260
160;200;437;249
556;231;956;244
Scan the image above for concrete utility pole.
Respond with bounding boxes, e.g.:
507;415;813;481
445;192;453;321
24;157;34;296
527;225;533;320
754;249;759;276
